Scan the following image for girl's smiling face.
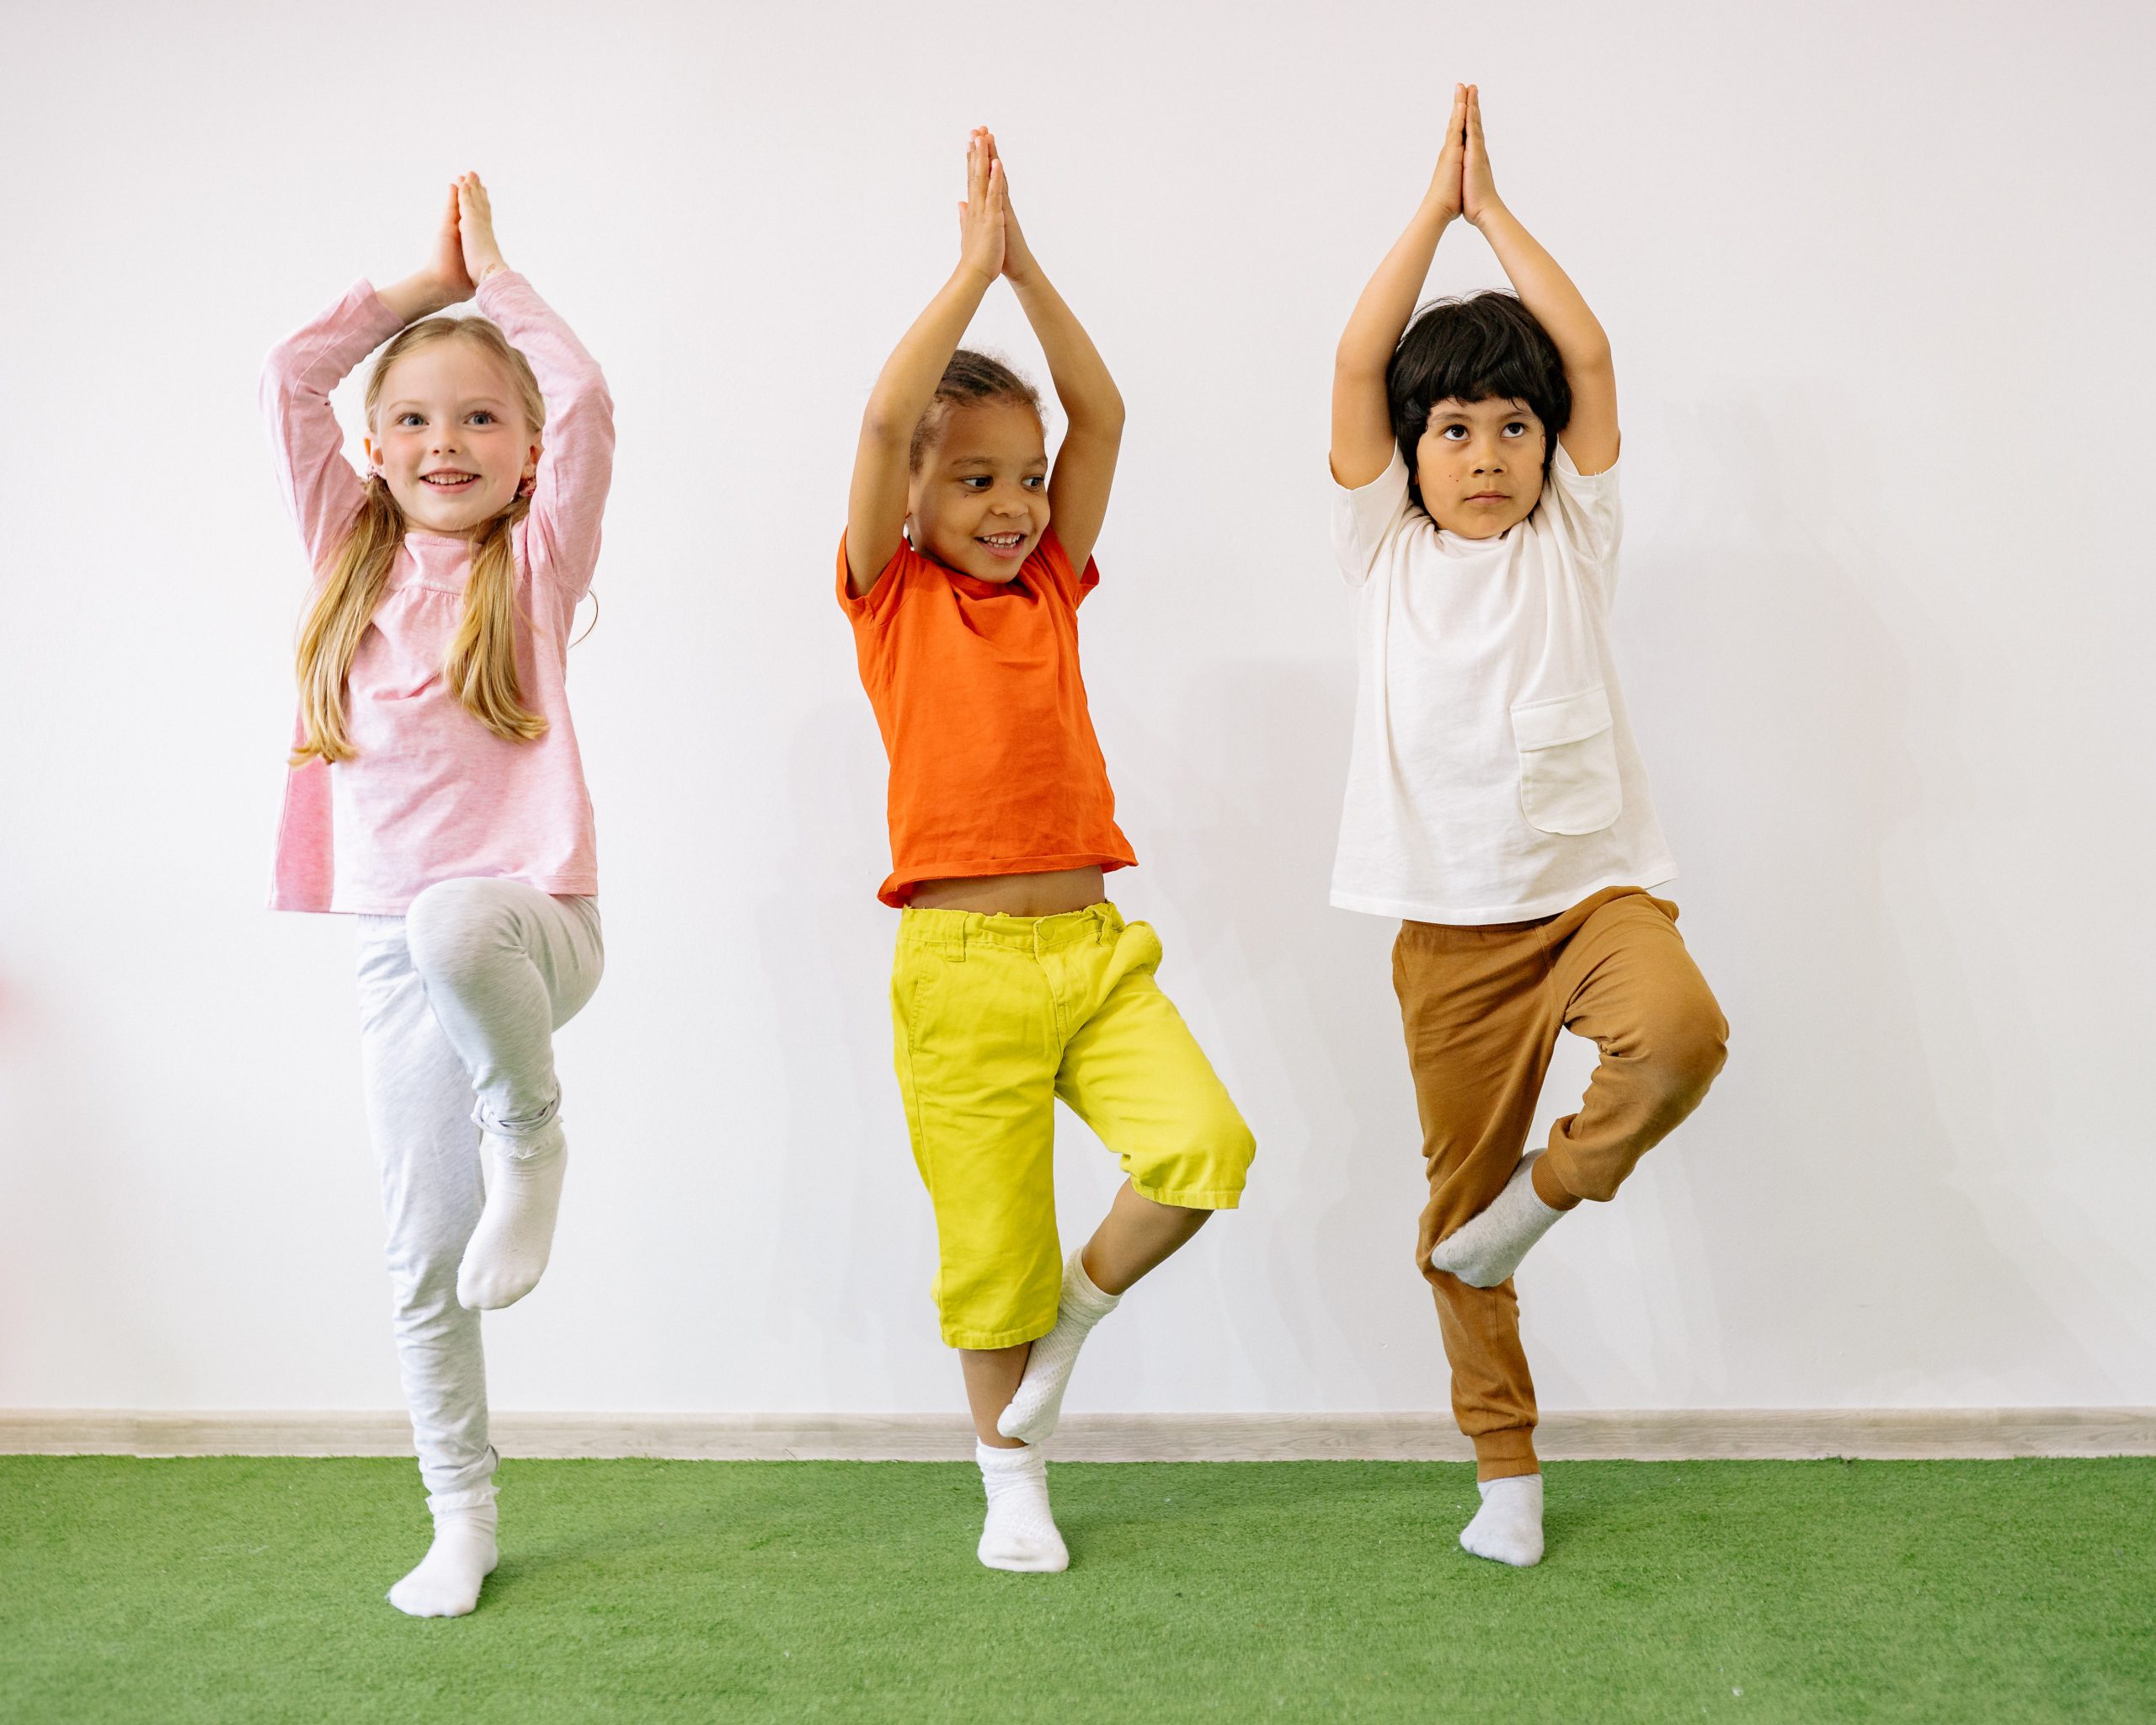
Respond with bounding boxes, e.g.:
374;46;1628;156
1415;395;1546;538
365;336;541;535
906;400;1049;583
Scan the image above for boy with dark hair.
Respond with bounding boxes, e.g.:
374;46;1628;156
1330;85;1729;1567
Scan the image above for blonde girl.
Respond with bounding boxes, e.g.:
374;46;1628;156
259;174;612;1617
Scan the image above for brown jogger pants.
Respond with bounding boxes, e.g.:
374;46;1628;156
1392;886;1729;1481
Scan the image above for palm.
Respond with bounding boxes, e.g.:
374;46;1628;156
1462;86;1500;223
958;130;1006;278
430;185;475;300
1428;84;1467;219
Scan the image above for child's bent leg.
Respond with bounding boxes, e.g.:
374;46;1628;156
1001;921;1254;1445
1438;893;1728;1287
403;880;604;1310
1539;893;1727;1206
356;917;499;1616
1082;1178;1212;1295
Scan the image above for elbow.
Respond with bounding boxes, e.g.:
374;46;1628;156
859;400;915;455
1567;342;1614;381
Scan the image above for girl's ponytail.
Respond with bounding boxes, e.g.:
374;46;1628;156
444;494;547;745
291;474;404;766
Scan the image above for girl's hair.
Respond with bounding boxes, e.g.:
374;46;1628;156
291;317;548;766
1386;291;1572;510
907;349;1043;471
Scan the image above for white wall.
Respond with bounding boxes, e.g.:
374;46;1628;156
3;0;2150;1420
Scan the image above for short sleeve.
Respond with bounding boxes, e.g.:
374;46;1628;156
837;531;910;629
1025;526;1098;609
1330;448;1414;587
1543;441;1623;572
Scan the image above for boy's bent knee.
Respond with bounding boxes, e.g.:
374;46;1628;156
1652;996;1729;1106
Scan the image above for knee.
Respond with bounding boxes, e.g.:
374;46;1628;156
404;879;512;988
1641;995;1729;1112
1176;1098;1257;1196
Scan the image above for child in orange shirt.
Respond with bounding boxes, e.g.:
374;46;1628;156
841;130;1256;1572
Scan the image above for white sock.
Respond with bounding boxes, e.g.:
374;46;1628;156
387;1505;499;1616
457;1130;567;1311
975;1441;1069;1573
1459;1472;1544;1567
1428;1151;1566;1288
997;1251;1120;1445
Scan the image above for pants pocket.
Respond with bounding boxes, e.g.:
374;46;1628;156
1511;685;1624;836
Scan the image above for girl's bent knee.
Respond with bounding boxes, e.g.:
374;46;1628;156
405;879;515;985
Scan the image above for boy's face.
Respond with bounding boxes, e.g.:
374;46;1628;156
1415;396;1545;538
366;339;541;536
907;401;1050;584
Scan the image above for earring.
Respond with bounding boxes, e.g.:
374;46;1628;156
517;473;536;499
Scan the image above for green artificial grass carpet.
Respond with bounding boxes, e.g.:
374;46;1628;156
3;1456;2151;1722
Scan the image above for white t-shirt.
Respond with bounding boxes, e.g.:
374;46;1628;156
1330;442;1676;925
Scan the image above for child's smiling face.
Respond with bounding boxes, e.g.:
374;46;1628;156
1415;396;1545;538
365;336;541;535
907;400;1050;583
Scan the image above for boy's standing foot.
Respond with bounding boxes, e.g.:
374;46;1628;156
1459;1473;1544;1567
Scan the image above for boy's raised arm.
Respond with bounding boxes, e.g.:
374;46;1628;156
1460;86;1620;476
1331;85;1470;489
993;136;1123;579
846;134;1006;597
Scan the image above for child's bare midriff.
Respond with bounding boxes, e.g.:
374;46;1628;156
907;865;1105;917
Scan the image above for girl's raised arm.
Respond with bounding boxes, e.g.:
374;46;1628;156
846;134;1007;598
259;186;468;575
991;136;1123;578
1332;85;1470;490
456;174;616;601
1460;88;1620;475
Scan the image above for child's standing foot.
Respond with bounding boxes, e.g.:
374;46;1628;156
975;1442;1069;1573
387;1504;499;1616
1428;1151;1570;1288
997;1251;1119;1444
1458;1473;1544;1567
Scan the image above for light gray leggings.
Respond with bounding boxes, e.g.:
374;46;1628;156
355;879;604;1509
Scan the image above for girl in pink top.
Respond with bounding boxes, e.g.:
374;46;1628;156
260;174;612;1619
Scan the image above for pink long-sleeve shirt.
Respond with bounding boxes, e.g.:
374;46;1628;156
260;272;613;915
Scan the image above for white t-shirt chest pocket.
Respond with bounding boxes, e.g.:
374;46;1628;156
1510;685;1624;836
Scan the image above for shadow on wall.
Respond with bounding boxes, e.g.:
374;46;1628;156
1129;654;1442;1410
755;697;946;1405
1610;389;2105;1405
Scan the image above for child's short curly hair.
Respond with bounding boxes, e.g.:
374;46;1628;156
1386;291;1571;509
909;349;1043;473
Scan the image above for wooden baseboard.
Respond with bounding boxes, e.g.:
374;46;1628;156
3;1407;2151;1461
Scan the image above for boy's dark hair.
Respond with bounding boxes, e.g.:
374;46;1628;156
1386;291;1571;509
909;349;1044;472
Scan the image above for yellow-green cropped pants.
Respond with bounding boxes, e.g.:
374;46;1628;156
890;901;1254;1349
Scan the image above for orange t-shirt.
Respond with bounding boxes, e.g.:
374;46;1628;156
838;526;1137;907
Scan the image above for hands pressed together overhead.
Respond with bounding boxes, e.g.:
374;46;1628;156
1428;83;1504;228
958;128;1040;287
422;171;513;304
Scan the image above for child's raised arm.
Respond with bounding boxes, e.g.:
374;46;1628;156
456;174;616;600
846;134;1008;597
1460;87;1620;475
1331;84;1470;489
261;184;472;575
990;135;1123;578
